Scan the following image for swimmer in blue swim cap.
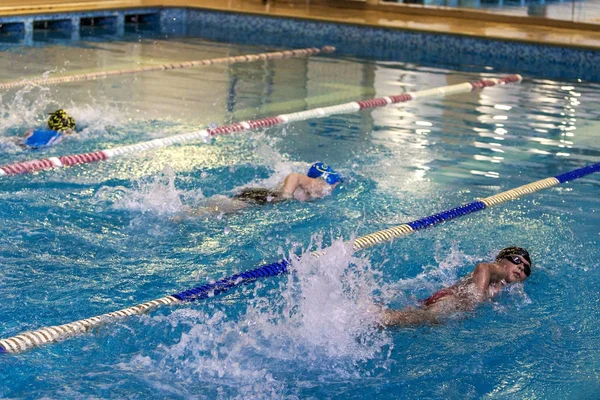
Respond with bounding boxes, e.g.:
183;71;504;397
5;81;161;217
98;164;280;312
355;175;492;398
233;162;343;204
380;247;532;328
306;162;343;186
175;162;344;219
21;109;76;149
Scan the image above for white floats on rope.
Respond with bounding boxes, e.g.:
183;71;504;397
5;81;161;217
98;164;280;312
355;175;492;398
0;46;335;91
1;161;597;354
0;74;522;177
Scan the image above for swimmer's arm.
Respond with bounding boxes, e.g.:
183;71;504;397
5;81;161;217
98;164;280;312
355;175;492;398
280;173;301;198
472;262;504;299
281;173;321;198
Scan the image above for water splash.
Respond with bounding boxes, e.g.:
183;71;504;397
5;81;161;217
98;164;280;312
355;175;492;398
0;85;53;133
97;165;191;215
68;102;126;140
126;236;392;398
279;236;387;358
0;85;127;149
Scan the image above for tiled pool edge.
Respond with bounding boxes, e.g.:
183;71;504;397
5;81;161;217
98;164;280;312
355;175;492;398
1;7;599;81
182;8;600;81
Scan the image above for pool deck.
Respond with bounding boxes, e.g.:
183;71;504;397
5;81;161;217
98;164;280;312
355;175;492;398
1;0;600;50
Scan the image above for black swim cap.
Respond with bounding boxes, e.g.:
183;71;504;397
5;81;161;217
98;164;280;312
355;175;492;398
496;246;532;267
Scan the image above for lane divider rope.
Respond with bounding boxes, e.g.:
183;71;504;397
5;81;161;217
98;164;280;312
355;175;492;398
1;162;598;354
0;46;335;91
0;74;522;178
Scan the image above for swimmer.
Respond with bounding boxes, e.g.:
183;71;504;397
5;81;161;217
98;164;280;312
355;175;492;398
20;109;76;149
233;162;343;204
181;162;343;218
380;247;532;327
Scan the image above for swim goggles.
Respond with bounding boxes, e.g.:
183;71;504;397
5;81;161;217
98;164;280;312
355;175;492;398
503;255;531;277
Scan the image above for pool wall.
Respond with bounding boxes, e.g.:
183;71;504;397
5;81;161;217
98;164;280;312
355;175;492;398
1;7;599;81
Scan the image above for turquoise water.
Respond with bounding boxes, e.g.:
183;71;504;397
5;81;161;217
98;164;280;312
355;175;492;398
0;27;599;398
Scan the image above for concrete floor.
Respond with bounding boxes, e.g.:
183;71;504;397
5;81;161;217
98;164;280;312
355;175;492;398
1;0;599;50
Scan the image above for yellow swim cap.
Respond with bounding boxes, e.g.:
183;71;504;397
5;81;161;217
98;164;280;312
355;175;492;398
47;109;76;132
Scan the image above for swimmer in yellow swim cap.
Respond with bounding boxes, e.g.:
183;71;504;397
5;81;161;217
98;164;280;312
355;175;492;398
21;109;77;149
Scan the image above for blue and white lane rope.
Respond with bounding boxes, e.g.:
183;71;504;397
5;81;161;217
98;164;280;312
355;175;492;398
0;260;290;354
1;163;599;354
353;163;599;249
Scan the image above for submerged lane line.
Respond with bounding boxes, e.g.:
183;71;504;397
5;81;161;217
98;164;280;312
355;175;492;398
0;74;521;177
1;162;598;354
0;46;335;91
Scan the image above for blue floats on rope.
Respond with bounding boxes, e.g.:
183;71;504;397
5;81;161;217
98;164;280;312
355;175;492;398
171;260;290;302
407;201;487;231
555;163;600;183
171;163;600;303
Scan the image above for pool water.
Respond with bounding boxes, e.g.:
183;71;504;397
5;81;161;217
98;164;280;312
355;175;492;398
0;22;599;399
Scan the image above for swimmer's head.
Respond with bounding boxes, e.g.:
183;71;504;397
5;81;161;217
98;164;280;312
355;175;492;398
48;109;76;133
496;246;531;276
307;162;343;186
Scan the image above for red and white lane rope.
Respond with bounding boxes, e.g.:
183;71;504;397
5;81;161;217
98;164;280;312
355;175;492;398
0;46;335;91
0;74;522;177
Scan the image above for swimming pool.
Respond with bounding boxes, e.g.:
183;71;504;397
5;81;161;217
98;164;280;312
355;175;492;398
1;7;599;399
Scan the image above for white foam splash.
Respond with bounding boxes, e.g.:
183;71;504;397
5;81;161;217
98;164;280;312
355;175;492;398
277;237;387;357
0;85;53;132
0;85;127;145
67;102;126;140
125;236;392;398
99;165;191;215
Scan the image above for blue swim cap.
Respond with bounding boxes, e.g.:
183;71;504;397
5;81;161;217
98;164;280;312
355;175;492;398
307;162;343;185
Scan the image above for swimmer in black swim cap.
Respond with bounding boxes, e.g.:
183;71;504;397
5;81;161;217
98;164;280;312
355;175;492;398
495;246;531;277
380;246;532;327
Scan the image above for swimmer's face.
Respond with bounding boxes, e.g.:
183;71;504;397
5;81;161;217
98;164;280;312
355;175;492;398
500;255;530;283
